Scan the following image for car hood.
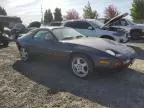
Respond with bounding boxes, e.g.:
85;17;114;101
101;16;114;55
60;37;135;55
103;13;128;27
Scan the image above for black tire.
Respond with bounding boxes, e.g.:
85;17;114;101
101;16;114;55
131;30;142;40
71;54;94;79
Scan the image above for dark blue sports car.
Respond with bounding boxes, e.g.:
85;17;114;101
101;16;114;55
16;27;136;78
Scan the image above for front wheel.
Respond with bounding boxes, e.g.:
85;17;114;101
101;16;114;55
19;47;29;61
71;54;94;78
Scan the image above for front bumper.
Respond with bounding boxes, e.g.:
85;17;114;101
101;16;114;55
95;57;135;70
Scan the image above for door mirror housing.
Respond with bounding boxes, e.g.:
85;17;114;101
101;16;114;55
88;26;94;30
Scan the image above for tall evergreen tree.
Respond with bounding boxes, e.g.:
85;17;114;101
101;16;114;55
83;2;98;19
44;10;49;25
47;9;53;23
54;8;63;21
131;0;144;20
0;6;7;15
44;9;53;25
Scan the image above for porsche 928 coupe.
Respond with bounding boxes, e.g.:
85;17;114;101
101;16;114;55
16;27;136;78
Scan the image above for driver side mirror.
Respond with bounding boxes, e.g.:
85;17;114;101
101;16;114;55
88;26;94;30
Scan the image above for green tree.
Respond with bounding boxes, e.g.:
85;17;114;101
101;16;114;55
131;0;144;20
44;9;53;25
44;10;48;25
104;5;120;19
54;8;63;21
83;2;98;19
0;6;7;15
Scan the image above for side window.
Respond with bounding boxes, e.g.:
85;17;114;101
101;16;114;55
65;22;76;28
65;21;91;29
33;30;54;41
44;32;54;40
77;21;91;29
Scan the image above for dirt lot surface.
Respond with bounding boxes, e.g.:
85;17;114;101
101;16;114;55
0;40;144;108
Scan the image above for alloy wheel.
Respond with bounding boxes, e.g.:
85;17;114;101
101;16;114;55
20;47;29;61
71;57;89;78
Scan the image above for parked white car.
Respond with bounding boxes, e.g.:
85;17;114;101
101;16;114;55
61;19;129;43
103;13;144;39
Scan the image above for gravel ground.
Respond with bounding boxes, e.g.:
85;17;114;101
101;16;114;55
0;41;144;108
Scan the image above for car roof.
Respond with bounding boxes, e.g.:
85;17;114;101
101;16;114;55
40;26;70;30
62;19;97;23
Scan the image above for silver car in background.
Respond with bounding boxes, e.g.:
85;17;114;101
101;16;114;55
100;13;144;39
61;19;129;43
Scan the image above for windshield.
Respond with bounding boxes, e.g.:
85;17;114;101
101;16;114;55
52;28;85;40
88;20;105;28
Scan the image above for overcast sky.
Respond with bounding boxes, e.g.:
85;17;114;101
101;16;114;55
1;0;133;24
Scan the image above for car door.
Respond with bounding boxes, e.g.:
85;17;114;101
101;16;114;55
76;21;97;37
29;29;58;59
51;28;73;60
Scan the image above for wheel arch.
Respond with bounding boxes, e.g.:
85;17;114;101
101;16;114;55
70;52;95;66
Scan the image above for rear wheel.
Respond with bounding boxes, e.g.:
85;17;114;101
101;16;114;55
71;54;94;78
19;47;29;61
